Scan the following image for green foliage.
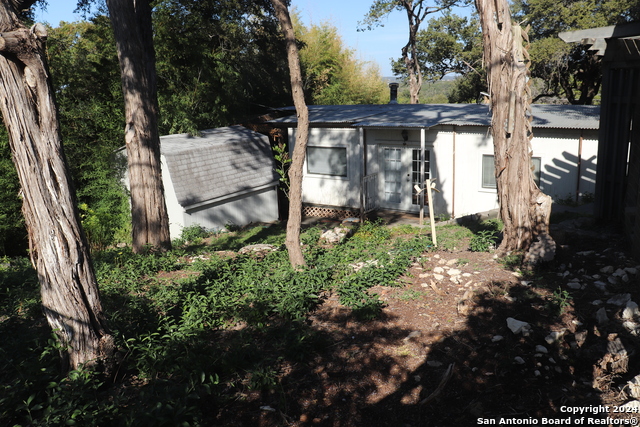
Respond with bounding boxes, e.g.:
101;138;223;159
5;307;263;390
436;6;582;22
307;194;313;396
546;287;572;316
499;252;525;271
1;334;119;427
0;257;39;319
513;0;640;104
469;230;498;252
435;224;474;251
392;12;486;103
0;129;27;256
47;18;130;251
467;219;502;252
273;141;291;197
316;221;432;320
294;15;388;105
2;221;432;425
448;72;487;103
397;289;424;301
174;224;211;246
414;13;483;82
153;0;291;134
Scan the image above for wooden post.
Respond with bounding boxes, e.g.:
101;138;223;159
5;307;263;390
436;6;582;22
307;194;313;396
427;179;438;247
420;128;426;226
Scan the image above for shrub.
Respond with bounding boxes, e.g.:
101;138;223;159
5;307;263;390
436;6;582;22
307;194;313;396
175;224;210;246
469;230;498;252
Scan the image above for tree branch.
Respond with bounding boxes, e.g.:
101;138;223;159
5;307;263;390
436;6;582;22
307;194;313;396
531;92;560;103
11;0;37;12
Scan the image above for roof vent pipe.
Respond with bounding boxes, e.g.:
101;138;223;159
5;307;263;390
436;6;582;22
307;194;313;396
389;82;399;104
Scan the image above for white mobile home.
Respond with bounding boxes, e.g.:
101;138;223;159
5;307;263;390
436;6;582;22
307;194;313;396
271;104;599;218
121;125;280;239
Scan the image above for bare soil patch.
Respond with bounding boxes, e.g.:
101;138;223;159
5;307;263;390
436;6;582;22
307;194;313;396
215;227;640;426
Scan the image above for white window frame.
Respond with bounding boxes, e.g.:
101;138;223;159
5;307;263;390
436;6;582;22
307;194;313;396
481;154;541;189
306;146;348;177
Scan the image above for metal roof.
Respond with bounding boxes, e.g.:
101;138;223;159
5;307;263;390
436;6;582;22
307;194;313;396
160;125;278;208
270;104;600;130
559;21;640;56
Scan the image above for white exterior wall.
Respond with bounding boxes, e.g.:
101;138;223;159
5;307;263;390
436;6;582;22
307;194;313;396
160;155;187;240
289;127;363;208
293;124;598;219
530;128;598;201
452;127;599;218
449;127;499;217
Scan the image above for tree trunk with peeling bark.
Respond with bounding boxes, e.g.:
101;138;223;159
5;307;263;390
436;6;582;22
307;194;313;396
0;1;113;370
106;0;171;253
271;0;309;268
475;0;552;253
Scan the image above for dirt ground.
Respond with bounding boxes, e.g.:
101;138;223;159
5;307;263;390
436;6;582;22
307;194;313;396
215;221;640;427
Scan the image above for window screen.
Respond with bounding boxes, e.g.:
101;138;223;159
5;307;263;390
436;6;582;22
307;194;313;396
482;155;497;188
307;147;347;176
482;155;541;188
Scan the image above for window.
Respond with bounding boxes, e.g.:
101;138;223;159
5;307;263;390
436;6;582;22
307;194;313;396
482;155;541;189
306;147;347;176
412;149;430;205
383;147;402;203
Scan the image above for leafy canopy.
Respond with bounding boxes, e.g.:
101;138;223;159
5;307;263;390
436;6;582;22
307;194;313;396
513;0;640;104
293;13;388;105
153;0;291;134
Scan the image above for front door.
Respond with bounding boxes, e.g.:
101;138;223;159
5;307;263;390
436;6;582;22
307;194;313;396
381;147;430;211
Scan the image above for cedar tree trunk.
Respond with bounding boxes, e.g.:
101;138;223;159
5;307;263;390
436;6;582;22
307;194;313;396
0;1;113;370
271;0;309;268
106;0;171;253
475;0;552;252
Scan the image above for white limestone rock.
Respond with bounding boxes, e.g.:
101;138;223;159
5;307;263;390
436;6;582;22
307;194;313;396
535;345;549;354
607;293;632;306
507;317;532;336
600;265;615;274
545;331;564;345
595;307;609;325
623;301;640;320
593;281;607;291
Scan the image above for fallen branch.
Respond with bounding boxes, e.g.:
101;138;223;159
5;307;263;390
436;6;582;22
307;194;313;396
419;362;455;405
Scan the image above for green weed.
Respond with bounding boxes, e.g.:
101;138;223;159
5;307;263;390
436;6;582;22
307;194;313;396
499;253;524;271
546;287;572;316
435;224;474;251
469;230;498;252
1;220;433;425
397;289;424;301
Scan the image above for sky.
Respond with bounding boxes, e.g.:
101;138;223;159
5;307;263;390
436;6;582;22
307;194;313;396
33;0;474;77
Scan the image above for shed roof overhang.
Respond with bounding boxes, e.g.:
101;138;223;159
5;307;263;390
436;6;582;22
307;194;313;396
559;21;640;56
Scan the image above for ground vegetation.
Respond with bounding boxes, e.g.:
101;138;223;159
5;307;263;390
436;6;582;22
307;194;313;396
2;215;639;425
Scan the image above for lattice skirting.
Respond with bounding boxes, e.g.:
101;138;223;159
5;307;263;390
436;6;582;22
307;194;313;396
302;205;359;219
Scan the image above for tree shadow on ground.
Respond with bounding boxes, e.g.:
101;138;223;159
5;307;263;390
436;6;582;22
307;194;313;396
354;235;640;426
228;231;640;426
